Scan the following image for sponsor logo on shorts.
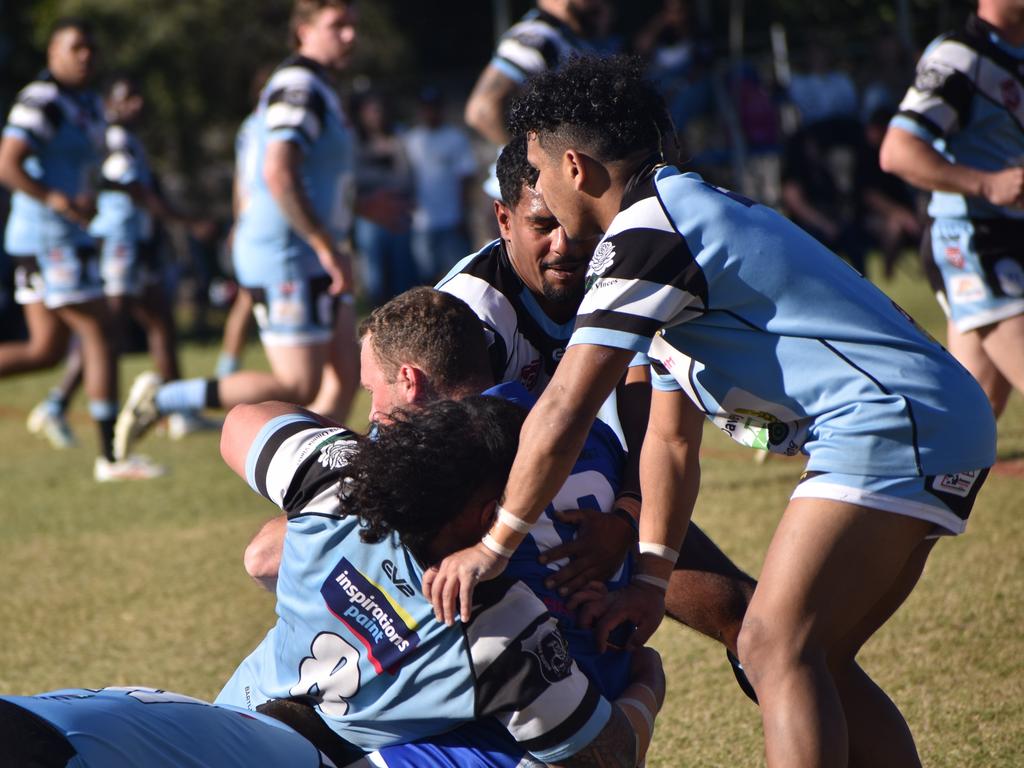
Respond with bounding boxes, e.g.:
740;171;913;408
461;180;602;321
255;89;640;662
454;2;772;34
994;258;1024;298
931;470;981;499
322;557;421;673
949;274;986;304
944;245;964;269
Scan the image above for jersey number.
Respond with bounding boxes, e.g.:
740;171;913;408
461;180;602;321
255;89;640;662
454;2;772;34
291;631;362;716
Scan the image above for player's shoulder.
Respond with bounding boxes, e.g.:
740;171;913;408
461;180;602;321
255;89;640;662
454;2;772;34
14;77;60;108
105;123;131;150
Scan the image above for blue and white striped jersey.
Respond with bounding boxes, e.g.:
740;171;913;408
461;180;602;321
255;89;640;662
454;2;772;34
570;165;996;477
2;687;326;767
491;9;596;84
232;55;356;286
3;70;104;255
487;381;632;699
891;13;1024;220
89;124;154;243
216;414;610;762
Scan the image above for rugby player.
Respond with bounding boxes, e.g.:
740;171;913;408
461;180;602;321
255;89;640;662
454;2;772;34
437;136;756;679
217;387;664;766
0;686;334;767
880;0;1024;418
114;0;362;459
0;18;158;481
427;56;997;768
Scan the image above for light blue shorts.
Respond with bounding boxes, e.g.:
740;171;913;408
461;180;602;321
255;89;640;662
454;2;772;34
99;238;161;297
12;245;103;309
792;468;990;536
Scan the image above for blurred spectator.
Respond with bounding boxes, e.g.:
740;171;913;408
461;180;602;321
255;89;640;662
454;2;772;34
403;87;477;282
856;107;922;278
634;0;712;132
859;33;915;122
780;118;868;273
788;40;858;127
351;89;415;306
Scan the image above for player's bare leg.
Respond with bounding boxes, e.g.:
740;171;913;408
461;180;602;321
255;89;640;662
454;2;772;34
978;314;1024;409
307;299;358;422
946;319;1012;417
0;301;69;374
737;498;932;768
216;341;327;408
216;287;253;376
666;522;756;654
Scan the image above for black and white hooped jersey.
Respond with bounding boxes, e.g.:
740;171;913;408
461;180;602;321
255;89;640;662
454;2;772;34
216;414;610;762
437;239;574;393
490;9;596;85
570;165;996;477
90;123;154;242
892;13;1024;220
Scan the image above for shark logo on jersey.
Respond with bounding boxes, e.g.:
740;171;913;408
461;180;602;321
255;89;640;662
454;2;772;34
322;558;421;674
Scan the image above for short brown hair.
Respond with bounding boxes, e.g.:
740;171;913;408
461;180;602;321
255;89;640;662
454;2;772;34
290;0;351;48
359;288;493;397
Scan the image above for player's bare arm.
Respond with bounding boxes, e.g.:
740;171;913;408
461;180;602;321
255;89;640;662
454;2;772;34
0;134;93;226
880;125;1024;207
243;515;287;592
263;139;351;293
464;64;519;145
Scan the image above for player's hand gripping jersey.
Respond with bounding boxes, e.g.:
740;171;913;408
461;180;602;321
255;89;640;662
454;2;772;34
571;165;996;478
216;414;612;763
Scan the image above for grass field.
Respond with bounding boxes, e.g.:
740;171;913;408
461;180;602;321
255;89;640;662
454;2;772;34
0;260;1021;766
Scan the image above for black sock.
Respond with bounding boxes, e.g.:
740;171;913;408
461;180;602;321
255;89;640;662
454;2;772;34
204;378;222;410
98;419;115;462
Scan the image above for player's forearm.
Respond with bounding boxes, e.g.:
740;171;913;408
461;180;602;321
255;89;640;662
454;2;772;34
464;66;515;145
264;142;331;247
879;126;986;197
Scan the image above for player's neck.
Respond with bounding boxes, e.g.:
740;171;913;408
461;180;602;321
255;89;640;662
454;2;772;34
980;6;1024;46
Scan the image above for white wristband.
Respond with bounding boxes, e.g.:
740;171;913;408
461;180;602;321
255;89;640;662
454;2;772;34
481;533;515;558
617;697;655;735
639;542;680;564
633;574;670;592
496;506;532;534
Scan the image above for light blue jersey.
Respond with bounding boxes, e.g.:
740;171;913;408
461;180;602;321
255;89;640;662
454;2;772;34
3;70;104;256
1;686;325;767
216;414;610;762
90;123;153;244
571;165;996;478
891;14;1024;220
234;111;260;218
232;55;355;287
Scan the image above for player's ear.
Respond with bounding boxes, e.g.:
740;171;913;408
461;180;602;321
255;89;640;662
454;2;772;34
401;364;430;404
494;199;512;238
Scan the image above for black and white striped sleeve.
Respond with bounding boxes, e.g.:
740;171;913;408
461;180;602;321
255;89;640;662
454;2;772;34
243;414;357;518
3;81;63;149
465;578;612;763
570;193;708;354
894;38;976;141
263;68;328;151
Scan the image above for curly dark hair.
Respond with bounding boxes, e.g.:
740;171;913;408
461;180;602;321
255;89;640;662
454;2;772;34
496;135;538;209
337;396;527;563
507;55;672;163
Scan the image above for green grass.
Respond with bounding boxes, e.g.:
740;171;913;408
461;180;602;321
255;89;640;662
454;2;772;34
0;258;1021;766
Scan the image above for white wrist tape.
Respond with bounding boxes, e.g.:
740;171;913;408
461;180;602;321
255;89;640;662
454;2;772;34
496;506;532;534
481;533;515;558
633;574;670;592
638;542;680;564
617;697;655;735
